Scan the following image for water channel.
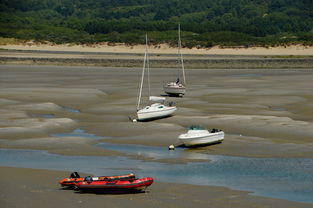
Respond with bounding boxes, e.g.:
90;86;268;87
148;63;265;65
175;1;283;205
1;143;312;203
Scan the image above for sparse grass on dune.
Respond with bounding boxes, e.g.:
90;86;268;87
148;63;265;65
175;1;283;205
0;37;25;45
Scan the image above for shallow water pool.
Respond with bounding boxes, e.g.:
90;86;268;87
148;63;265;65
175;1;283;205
51;128;103;140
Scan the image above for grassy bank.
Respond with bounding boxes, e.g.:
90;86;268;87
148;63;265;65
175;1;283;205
1;56;313;69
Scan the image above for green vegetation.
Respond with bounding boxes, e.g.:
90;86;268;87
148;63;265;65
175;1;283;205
1;0;313;47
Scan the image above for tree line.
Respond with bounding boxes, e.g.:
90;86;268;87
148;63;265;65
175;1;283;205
0;0;313;46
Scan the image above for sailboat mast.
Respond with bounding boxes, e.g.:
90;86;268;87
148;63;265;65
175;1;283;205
146;35;151;97
178;23;186;85
137;34;148;110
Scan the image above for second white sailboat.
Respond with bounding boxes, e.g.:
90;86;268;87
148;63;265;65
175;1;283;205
164;23;186;97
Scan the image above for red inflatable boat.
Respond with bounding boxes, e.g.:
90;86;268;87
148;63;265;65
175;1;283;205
59;172;136;187
75;177;154;191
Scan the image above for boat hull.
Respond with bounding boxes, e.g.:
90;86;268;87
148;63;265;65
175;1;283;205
137;106;177;121
179;131;224;147
164;85;186;96
76;177;154;191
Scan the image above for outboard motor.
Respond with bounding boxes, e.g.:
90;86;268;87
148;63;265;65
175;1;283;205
74;172;80;178
70;172;80;178
211;128;219;133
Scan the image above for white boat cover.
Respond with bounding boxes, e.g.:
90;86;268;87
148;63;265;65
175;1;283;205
149;96;166;102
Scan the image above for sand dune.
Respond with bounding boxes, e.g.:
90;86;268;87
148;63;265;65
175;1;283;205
2;43;313;56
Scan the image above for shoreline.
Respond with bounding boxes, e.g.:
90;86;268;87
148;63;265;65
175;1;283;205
1;49;313;69
2;57;313;69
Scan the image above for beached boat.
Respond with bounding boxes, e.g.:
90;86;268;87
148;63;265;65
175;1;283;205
164;24;186;97
135;35;177;121
59;172;135;187
163;81;186;96
137;96;177;121
178;126;224;147
76;177;154;191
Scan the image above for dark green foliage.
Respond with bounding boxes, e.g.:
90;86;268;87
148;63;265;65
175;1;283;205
1;0;312;46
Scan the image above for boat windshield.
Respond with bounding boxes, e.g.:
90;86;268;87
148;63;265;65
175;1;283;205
188;125;205;130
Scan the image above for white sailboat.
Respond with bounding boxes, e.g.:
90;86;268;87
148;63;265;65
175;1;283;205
135;35;177;122
163;23;186;96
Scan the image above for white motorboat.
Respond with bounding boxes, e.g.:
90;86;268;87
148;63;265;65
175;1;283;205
164;24;186;96
178;126;224;147
135;35;177;121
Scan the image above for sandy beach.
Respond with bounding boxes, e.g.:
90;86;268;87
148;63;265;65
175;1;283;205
2;42;313;56
1;61;313;207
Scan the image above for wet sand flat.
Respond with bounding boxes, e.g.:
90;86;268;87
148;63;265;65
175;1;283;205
1;64;313;207
0;65;312;157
